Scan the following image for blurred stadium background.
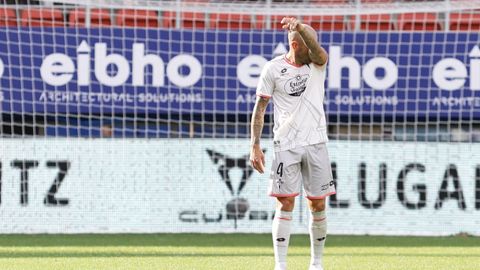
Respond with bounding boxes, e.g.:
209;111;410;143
0;0;479;269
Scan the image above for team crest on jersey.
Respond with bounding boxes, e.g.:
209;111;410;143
284;74;309;96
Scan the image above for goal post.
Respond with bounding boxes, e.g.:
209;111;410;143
0;0;479;235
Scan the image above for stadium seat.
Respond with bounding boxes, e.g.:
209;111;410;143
162;11;206;28
68;8;112;27
449;12;480;31
20;8;65;27
398;13;442;31
358;0;393;3
253;15;291;30
251;15;265;29
259;15;348;31
115;9;158;28
357;14;395;31
303;15;347;31
270;15;291;30
161;11;175;28
209;13;254;29
180;12;206;28
311;0;349;4
0;8;17;26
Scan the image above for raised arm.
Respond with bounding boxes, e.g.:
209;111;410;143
250;96;270;173
282;17;328;66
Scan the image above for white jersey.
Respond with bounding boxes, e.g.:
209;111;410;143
256;55;328;152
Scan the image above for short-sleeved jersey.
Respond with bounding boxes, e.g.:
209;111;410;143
256;54;328;152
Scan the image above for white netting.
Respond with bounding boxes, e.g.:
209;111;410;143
0;0;479;235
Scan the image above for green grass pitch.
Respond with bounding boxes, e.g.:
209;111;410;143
0;234;478;270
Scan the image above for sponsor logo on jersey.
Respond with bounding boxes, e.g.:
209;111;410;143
284;74;309;96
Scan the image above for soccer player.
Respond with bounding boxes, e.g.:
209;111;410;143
249;17;335;270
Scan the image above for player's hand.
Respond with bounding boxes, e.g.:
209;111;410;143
281;17;303;32
250;144;266;174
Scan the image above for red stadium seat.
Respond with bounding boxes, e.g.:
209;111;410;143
161;11;175;28
449;12;480;31
257;15;347;31
21;8;65;27
180;12;206;28
311;0;349;4
359;0;393;3
358;14;395;31
398;13;442;31
252;15;265;29
254;15;290;30
257;15;296;30
68;9;111;27
115;9;158;28
269;15;291;30
253;15;291;30
162;11;206;28
303;15;347;31
0;8;17;26
247;15;266;29
209;13;254;29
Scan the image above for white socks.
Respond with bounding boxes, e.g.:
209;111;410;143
309;211;327;267
272;210;327;269
272;210;292;269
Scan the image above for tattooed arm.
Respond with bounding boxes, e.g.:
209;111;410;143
250;96;270;174
299;25;328;66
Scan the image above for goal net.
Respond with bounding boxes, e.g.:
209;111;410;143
0;0;479;235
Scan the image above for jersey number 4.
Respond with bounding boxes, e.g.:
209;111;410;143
276;162;284;177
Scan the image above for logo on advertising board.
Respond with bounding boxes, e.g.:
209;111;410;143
205;149;256;228
178;148;272;228
1;29;480;118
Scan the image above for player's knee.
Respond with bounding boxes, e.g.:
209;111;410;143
308;199;325;212
276;197;295;211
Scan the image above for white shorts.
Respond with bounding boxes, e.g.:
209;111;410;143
268;143;336;200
